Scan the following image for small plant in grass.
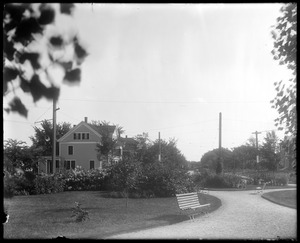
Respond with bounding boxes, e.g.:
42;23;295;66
71;202;89;222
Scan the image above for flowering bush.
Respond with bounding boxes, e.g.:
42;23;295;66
63;166;106;191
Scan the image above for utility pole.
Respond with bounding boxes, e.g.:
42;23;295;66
217;112;223;174
252;131;261;163
219;112;222;151
52;98;57;173
158;132;161;162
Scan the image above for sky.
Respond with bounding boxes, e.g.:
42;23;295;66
3;3;292;161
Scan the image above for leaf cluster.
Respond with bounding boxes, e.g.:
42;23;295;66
270;3;297;137
3;3;88;117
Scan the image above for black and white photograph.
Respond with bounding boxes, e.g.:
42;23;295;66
3;3;296;239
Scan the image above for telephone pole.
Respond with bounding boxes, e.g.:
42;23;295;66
217;112;223;174
219;112;222;151
52;99;57;172
158;132;161;162
252;131;261;163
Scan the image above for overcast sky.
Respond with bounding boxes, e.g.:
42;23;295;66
3;3;291;161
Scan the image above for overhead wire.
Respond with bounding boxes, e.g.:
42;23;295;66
59;98;271;104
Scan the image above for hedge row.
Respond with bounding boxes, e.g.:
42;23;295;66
3;167;106;197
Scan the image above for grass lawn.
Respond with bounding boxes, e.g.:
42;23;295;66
262;190;297;209
3;191;221;239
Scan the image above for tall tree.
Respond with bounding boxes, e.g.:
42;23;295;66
92;120;118;167
4;139;41;172
260;131;280;172
140;138;188;170
270;3;296;169
30;119;71;156
135;132;152;162
231;145;258;172
3;3;88;117
246;136;257;148
115;124;125;138
200;148;233;173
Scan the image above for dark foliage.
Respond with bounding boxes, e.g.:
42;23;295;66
3;3;88;117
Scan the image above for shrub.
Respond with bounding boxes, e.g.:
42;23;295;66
4;171;36;196
104;156;141;194
193;171;243;188
138;162;194;197
63;167;106;191
34;173;65;194
103;157;194;198
71;202;89;222
4;171;16;198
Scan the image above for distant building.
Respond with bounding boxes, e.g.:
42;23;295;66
38;117;136;173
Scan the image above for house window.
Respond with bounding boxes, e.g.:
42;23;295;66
71;160;75;169
73;132;89;140
68;146;73;155
90;160;95;170
55;160;59;168
65;160;71;170
47;160;53;174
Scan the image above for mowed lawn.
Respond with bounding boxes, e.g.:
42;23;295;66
262;190;297;209
4;191;221;239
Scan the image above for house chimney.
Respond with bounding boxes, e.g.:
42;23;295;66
84;117;88;123
73;125;76;128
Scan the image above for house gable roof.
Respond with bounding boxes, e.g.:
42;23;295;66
89;124;117;135
117;137;138;150
57;121;102;142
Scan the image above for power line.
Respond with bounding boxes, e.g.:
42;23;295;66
60;98;271;104
34;105;52;123
4;120;34;125
223;118;274;124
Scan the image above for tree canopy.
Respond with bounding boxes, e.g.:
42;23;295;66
4;139;41;172
259;131;280;172
270;3;296;170
3;3;88;117
270;3;297;137
30;119;72;156
142;138;188;169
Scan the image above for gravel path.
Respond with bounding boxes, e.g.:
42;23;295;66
107;188;297;240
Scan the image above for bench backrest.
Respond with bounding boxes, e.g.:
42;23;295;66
176;192;200;210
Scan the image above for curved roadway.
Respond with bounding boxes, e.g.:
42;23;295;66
107;188;297;240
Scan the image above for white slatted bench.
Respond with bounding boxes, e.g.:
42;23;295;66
176;192;210;221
